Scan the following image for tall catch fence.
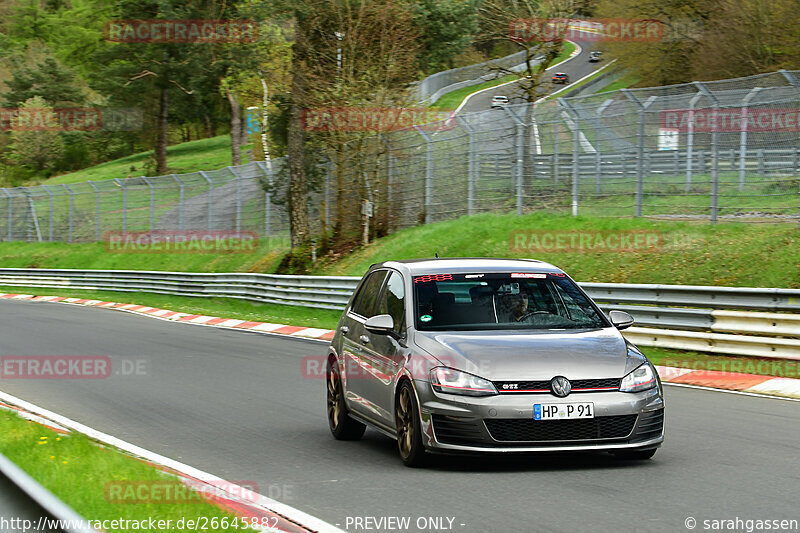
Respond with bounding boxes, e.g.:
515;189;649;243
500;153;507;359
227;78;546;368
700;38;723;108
2;70;800;244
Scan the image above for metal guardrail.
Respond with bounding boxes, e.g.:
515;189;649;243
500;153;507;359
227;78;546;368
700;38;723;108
0;450;98;533
1;268;799;358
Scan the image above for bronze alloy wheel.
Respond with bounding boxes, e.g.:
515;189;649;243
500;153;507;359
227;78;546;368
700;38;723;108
395;381;427;466
326;360;366;440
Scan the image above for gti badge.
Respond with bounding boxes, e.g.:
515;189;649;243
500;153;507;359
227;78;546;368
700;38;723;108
551;376;571;397
502;383;518;390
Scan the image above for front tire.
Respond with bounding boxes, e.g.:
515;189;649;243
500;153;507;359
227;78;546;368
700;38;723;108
327;360;366;440
395;381;428;467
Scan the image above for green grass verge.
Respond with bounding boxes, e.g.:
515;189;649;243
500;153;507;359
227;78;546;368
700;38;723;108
46;136;234;185
430;42;578;110
596;73;641;93
0;410;249;533
0;241;287;273
0;285;343;330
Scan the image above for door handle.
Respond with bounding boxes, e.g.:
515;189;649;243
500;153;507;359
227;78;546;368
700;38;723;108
340;326;349;334
359;335;371;344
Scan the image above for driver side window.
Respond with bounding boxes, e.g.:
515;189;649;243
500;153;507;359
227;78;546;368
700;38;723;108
378;271;406;336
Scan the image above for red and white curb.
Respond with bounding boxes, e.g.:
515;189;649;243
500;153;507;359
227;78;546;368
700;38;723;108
0;293;336;342
0;391;343;533
3;292;800;399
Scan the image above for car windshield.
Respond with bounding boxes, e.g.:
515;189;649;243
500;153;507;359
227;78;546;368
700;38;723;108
413;272;607;331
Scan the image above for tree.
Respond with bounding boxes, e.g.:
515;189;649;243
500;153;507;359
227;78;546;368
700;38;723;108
7;96;65;172
2;56;86;107
413;0;480;73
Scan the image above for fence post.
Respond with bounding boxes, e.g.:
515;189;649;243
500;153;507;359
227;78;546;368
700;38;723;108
595;151;602;194
171;175;184;230
42;185;53;241
694;82;720;223
87;180;100;241
414;126;433;224
256;161;273;240
557;100;581;217
227;166;242;232
757;149;765;175
621;90;656;217
21;188;42;243
62;184;74;243
739;87;762;191
114;178;127;236
199;171;213;230
686;90;703;192
2;189;11;241
553;122;560;185
142;177;154;231
456;115;476;215
503;107;526;215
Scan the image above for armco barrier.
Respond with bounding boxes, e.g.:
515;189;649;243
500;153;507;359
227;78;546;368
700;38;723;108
1;268;799;358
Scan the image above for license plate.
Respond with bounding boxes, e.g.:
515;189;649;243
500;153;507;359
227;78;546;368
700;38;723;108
534;402;594;420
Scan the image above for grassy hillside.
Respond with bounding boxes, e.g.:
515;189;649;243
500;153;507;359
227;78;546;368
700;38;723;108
46;135;235;185
310;212;800;288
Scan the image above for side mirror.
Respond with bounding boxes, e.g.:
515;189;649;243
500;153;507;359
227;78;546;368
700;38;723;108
609;310;635;330
364;314;394;334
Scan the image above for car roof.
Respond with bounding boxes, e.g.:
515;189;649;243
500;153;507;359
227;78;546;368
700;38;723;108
554;72;567;75
492;95;508;99
368;258;564;277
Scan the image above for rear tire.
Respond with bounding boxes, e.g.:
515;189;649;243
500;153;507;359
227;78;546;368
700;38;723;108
327;360;366;441
395;381;428;467
613;448;657;460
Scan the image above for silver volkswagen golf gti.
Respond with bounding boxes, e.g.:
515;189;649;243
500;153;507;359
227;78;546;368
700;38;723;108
325;258;664;466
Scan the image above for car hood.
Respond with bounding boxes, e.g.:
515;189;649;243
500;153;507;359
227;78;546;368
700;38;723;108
413;328;629;381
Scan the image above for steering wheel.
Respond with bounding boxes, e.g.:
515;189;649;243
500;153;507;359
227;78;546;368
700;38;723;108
517;310;550;322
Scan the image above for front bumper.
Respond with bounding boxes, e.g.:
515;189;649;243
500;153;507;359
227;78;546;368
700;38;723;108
416;381;664;453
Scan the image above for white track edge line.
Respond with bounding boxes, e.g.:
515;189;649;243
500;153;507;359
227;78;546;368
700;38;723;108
0;389;345;533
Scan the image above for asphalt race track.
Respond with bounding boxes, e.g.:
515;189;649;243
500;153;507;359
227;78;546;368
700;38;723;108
1;299;798;532
457;40;602;114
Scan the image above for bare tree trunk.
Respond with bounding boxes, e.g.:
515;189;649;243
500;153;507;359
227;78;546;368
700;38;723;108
287;29;310;249
156;86;168;175
226;86;242;166
203;113;213;138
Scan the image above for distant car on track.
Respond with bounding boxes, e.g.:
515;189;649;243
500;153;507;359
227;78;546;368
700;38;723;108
552;72;570;84
325;258;665;466
490;95;509;108
589;51;603;62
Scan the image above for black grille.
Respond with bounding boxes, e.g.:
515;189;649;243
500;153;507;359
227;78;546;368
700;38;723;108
493;378;621;394
432;415;487;445
484;415;637;442
631;409;664;442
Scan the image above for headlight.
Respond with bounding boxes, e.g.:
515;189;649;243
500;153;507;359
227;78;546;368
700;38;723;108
620;363;657;393
430;367;497;396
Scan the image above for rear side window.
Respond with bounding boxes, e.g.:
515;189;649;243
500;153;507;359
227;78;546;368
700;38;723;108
351;270;388;317
378;271;406;335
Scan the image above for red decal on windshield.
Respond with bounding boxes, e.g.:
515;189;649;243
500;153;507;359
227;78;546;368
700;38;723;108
414;274;453;283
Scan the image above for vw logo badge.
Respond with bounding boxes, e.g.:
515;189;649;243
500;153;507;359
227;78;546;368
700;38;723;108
551;376;572;398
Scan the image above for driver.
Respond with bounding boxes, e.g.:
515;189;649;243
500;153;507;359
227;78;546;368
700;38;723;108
498;291;530;322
